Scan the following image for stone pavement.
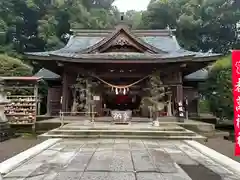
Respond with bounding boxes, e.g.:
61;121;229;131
3;139;240;180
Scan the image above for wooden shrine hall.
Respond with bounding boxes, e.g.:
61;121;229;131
27;24;221;118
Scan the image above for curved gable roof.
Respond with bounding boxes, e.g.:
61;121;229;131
76;25;166;54
26;26;221;61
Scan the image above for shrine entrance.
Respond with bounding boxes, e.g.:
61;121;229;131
69;72;176;118
103;94;141;111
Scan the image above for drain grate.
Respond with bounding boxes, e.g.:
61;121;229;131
179;164;222;180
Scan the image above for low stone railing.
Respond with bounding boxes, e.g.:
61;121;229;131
59;111;97;126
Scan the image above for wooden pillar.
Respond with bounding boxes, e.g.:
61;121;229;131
66;75;75;112
61;71;75;112
176;72;183;103
34;83;38;114
33;82;38;132
46;87;51;115
167;94;172;116
37;97;41;115
62;71;68;112
176;85;183;102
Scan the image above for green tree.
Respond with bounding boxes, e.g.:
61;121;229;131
125;10;143;29
0;54;32;76
0;0;120;54
141;0;240;54
199;56;233;120
0;53;42;97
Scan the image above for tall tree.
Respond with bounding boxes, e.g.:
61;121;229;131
199;56;233;120
0;0;121;54
125;10;143;29
141;0;240;54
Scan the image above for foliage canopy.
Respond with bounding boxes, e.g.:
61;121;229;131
199;56;233;120
141;0;240;54
0;54;32;76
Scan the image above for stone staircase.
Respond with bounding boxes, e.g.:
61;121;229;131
38;122;206;140
0;121;12;142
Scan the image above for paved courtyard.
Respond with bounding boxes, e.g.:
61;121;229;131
3;139;240;180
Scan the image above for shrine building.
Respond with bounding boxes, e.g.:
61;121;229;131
27;24;220;118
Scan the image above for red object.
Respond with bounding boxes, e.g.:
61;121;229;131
232;50;240;156
115;95;129;104
159;111;167;117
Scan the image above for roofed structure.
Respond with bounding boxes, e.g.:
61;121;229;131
26;25;220;64
25;24;221;117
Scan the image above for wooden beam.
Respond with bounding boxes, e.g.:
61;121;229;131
103;90;143;95
96;72;148;78
103;84;142;89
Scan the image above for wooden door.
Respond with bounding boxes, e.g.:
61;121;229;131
48;86;62;116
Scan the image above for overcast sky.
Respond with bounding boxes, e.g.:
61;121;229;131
113;0;151;12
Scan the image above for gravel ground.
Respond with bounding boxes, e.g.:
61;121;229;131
0;136;240;164
0;136;43;163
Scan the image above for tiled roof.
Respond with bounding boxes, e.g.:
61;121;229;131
34;68;60;80
141;36;181;52
25;27;221;61
27;35;220;60
184;69;209;81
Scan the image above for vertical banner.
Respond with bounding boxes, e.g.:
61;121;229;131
232;50;240;156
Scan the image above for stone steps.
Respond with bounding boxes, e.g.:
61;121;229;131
49;129;195;136
60;126;185;131
38;134;205;140
38;123;206;141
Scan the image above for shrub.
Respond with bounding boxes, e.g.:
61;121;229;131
0;54;32;76
199;56;233;120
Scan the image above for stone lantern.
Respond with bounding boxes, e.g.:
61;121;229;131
0;79;11;142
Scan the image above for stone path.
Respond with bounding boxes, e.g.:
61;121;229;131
3;139;240;180
0;137;43;163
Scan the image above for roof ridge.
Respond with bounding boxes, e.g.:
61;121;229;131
78;26;166;54
72;28;175;37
